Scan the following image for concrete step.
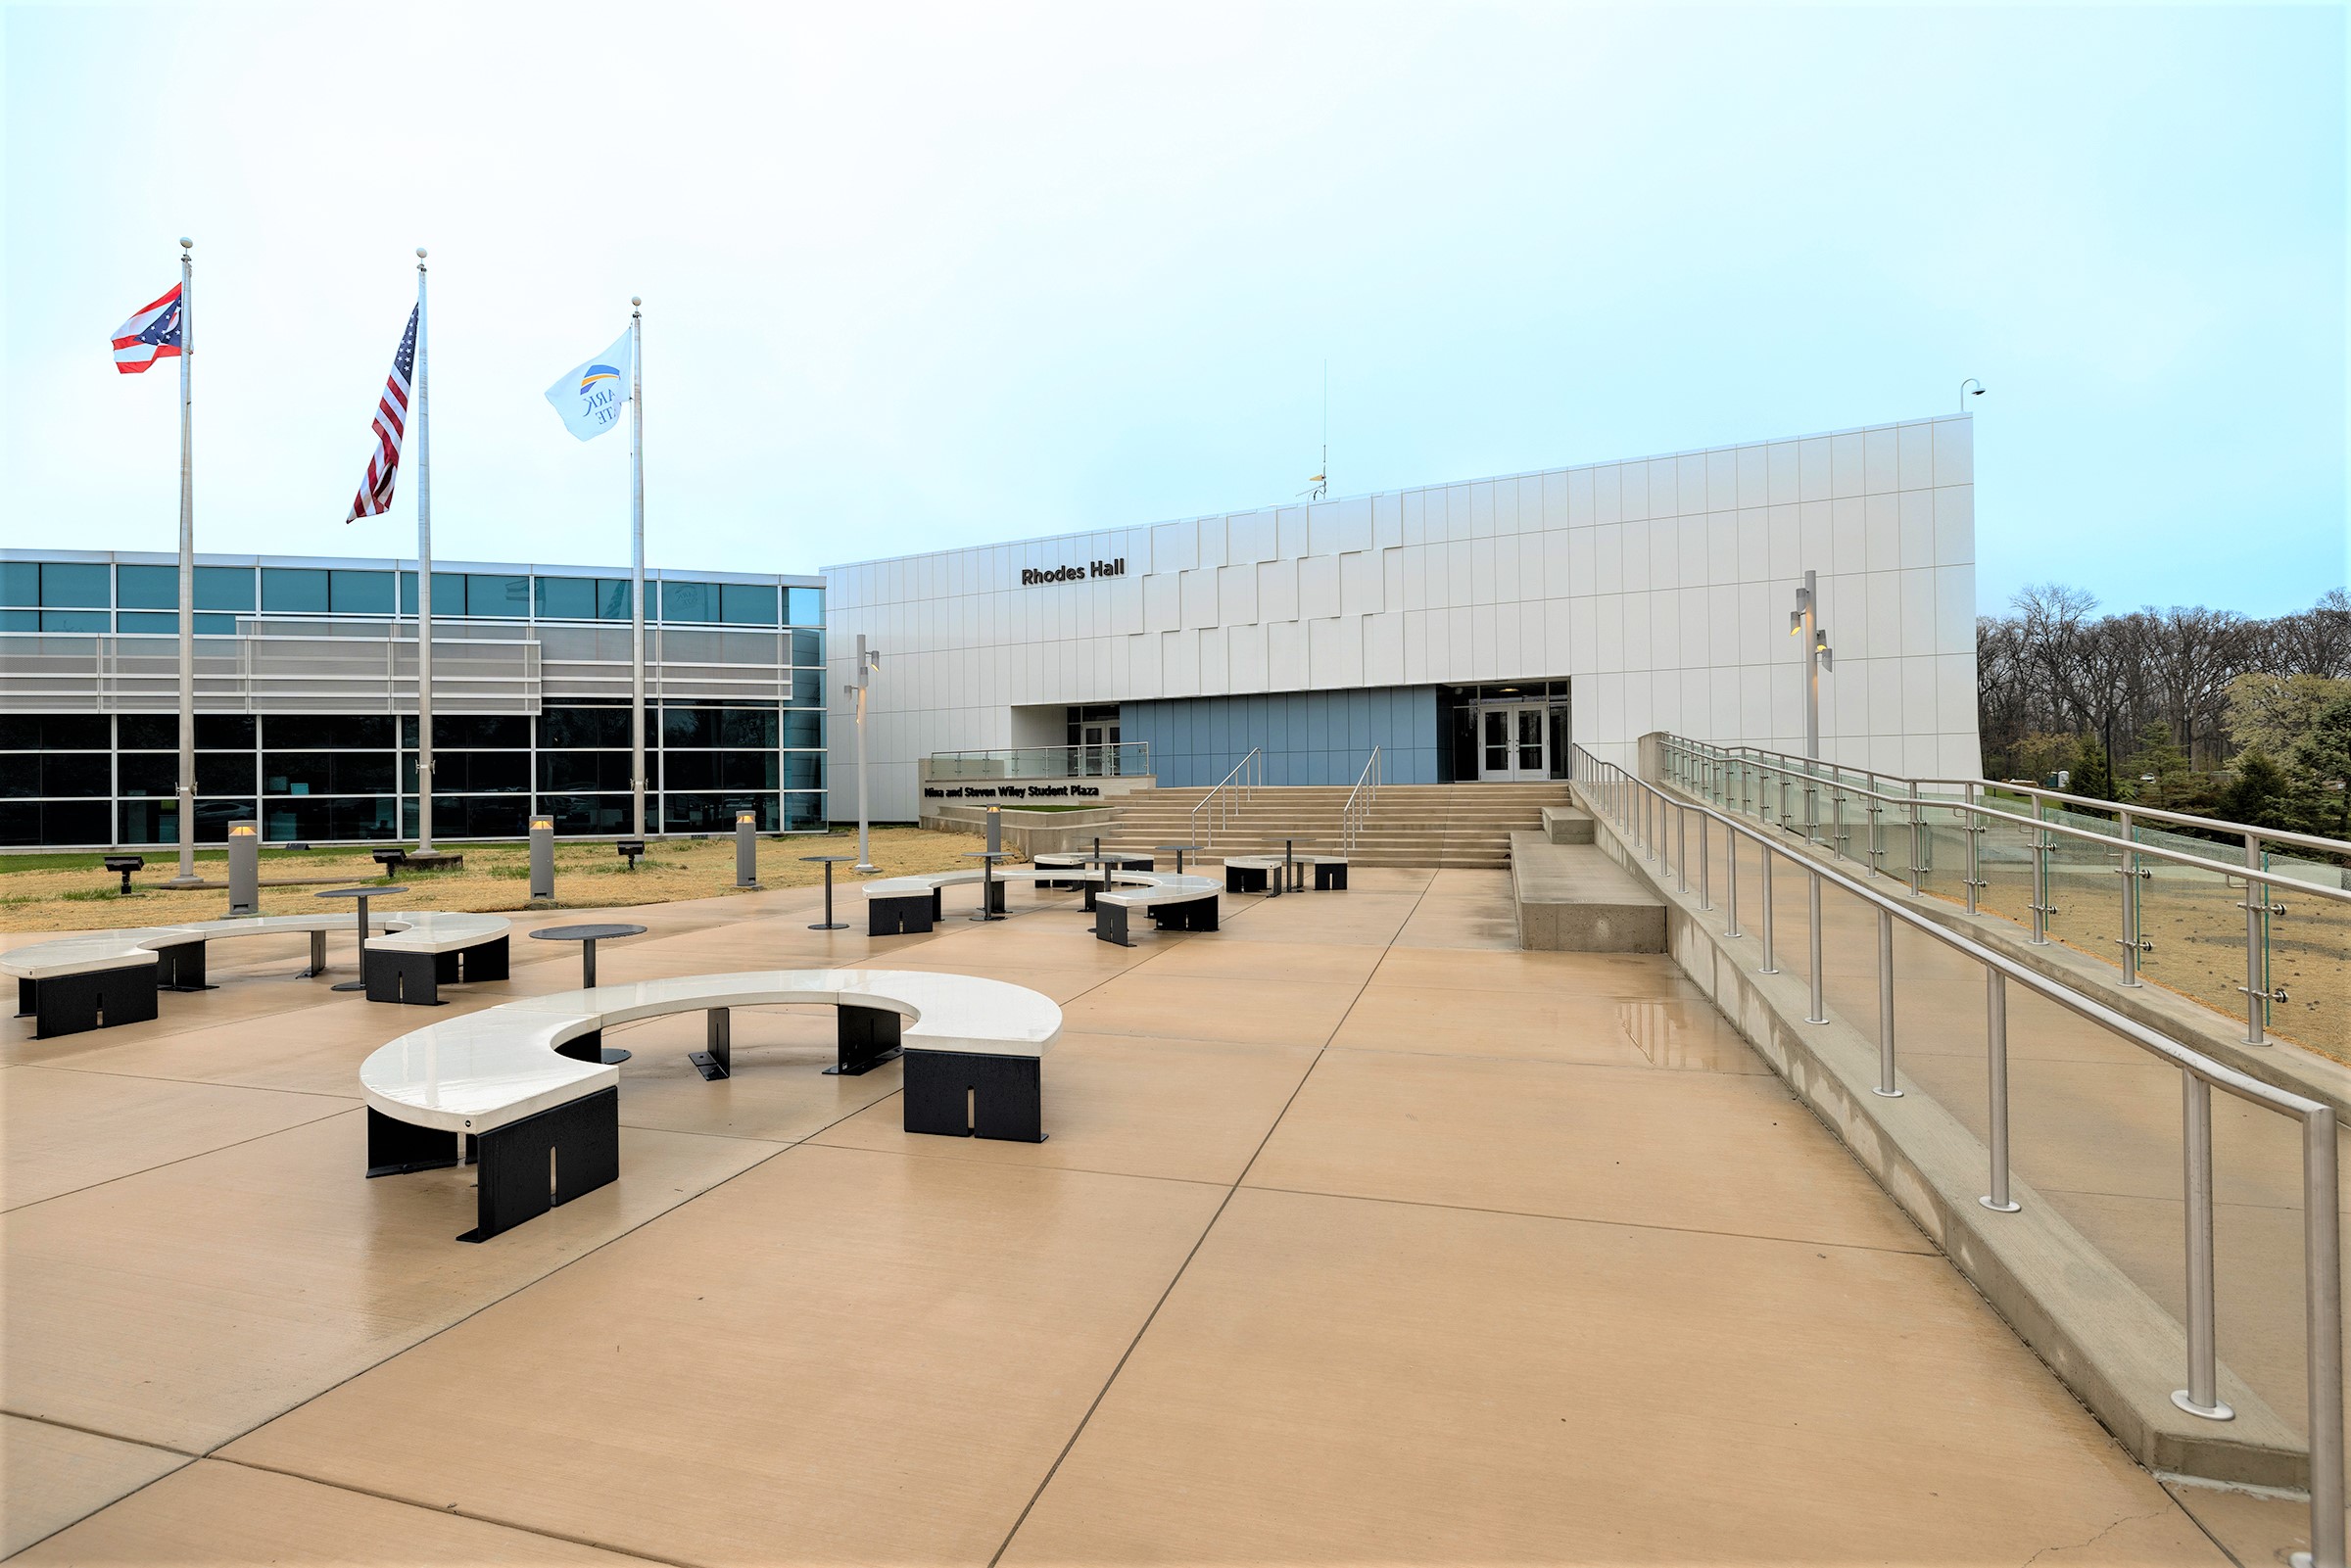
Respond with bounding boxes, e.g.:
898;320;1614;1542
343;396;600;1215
1509;832;1664;952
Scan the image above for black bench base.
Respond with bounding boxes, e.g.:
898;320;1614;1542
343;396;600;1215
366;1093;620;1244
825;1003;903;1075
362;935;508;1007
868;890;939;936
1224;863;1270;893
902;1048;1043;1142
1315;861;1349;890
154;940;215;992
18;967;160;1039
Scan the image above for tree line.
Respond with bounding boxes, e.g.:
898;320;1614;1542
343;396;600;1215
1976;586;2351;837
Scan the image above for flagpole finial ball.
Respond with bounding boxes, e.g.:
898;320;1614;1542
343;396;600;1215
415;247;427;260
632;296;642;307
179;236;192;249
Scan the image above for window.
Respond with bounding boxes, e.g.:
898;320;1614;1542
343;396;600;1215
261;568;330;613
263;714;394;748
330;570;393;614
784;709;823;749
0;562;37;605
1;715;110;749
466;574;529;618
791;629;822;667
598;579;634;620
398;571;468;615
720;583;779;626
116;713;254;750
659;580;719;623
542;793;632;834
784;753;823;790
38;562;110;607
117;563;255;612
661;704;775;748
39;611;110;633
0;610;33;631
786;586;823;626
539;705;630;748
538;750;633;791
402;714;528;748
534;576;597;620
662;792;778;833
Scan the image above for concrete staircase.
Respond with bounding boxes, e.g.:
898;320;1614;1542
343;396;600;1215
1092;783;1571;869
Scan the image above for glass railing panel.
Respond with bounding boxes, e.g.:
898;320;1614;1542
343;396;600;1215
1915;802;1971;906
1973;810;2040;931
2040;813;2124;969
2254;851;2349;1059
2134;833;2258;1031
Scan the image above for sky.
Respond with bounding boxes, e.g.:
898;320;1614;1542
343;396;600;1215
4;3;2344;619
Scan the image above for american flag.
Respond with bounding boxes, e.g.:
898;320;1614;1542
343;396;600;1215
111;283;184;373
346;305;418;521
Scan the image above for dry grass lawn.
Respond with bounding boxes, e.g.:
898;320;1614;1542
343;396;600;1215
0;827;994;932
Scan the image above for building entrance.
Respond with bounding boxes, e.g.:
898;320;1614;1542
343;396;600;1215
1478;705;1549;780
1440;680;1571;784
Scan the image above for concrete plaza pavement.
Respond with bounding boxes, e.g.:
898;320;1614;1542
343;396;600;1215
0;864;2297;1563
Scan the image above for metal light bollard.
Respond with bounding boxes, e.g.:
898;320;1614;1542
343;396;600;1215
735;811;759;889
227;821;259;916
528;816;554;903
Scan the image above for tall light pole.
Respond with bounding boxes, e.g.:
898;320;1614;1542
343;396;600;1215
848;635;881;872
1790;571;1835;834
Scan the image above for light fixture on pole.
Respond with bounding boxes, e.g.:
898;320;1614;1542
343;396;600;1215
1960;378;1986;411
1790;571;1834;834
847;635;882;872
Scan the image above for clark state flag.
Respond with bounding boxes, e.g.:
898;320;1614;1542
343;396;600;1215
544;328;635;441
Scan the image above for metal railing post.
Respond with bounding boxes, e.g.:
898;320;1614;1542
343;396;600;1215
2119;808;2144;986
1805;871;1828;1023
2029;799;2052;945
1676;805;1689;894
1906;782;1923;896
1873;908;1902;1097
1724;825;1742;935
1698;815;1711;910
1837;787;1851;865
2172;1071;2233;1421
2242;833;2268;1046
1965;784;1983;916
2300;1108;2345;1568
1981;971;2020;1211
1759;848;1778;974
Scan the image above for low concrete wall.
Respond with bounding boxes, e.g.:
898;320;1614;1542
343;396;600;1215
1540;805;1596;844
917;804;1124;859
1570;781;2311;1491
1511;832;1663;952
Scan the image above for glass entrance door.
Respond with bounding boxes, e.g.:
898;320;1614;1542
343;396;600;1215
1080;724;1115;776
1478;705;1547;781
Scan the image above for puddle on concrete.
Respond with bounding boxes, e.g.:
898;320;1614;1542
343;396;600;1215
1616;1000;1768;1073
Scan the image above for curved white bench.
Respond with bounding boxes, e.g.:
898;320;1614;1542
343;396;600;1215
360;912;513;1006
1221;853;1350;894
862;866;1108;933
360;969;1062;1241
1092;871;1223;946
5;911;510;1038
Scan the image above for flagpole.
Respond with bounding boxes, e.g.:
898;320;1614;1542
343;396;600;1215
413;247;435;856
168;237;201;885
630;297;647;840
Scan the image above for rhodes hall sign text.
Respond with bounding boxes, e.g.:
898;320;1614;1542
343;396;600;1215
1021;557;1127;587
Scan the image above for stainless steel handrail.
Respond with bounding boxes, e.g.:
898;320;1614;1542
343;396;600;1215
1683;736;2351;861
1660;735;2350;1048
1341;746;1382;853
1189;746;1261;847
1574;743;2344;1568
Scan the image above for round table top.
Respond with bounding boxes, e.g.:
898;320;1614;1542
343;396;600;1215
1076;850;1155;863
528;923;648;942
1153;842;1204;852
317;884;410;901
961;850;1015;860
1278;834;1320;843
799;854;861;864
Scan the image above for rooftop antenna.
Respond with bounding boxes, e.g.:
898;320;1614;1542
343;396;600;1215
1300;359;1328;499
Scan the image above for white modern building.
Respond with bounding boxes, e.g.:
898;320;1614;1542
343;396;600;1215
825;414;1981;822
